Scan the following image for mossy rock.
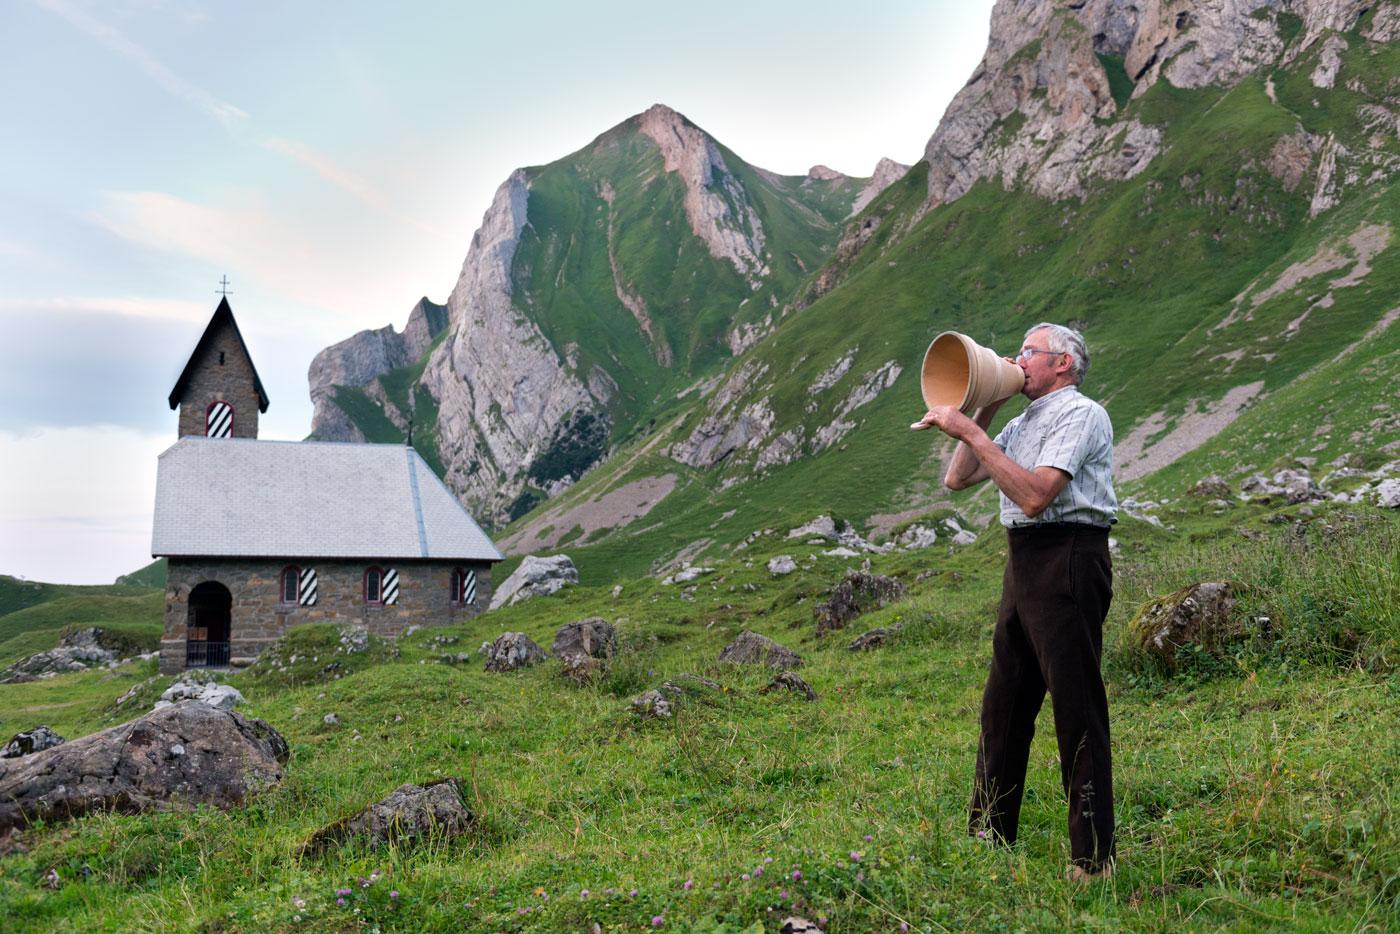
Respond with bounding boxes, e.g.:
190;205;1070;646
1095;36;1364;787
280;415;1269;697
1126;581;1249;673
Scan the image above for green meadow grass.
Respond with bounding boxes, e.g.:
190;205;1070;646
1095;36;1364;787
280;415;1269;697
2;505;1397;933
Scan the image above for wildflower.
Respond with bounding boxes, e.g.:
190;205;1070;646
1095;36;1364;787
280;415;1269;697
683;879;693;891
741;873;750;881
779;890;788;899
850;851;860;862
652;916;665;928
359;876;369;887
581;890;589;898
337;898;347;908
792;870;802;881
863;835;873;842
857;872;865;881
534;887;546;896
902;925;910;931
389;891;399;899
764;857;773;864
630;888;639;897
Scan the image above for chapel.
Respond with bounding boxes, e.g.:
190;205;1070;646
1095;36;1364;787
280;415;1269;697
152;297;501;674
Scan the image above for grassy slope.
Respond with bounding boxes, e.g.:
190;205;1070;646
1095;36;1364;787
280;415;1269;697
0;504;1396;932
495;39;1400;580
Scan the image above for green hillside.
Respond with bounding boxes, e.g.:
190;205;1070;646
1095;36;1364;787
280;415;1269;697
0;500;1395;931
495;23;1400;579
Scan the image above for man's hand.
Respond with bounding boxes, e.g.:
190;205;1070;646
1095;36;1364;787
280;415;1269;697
919;405;980;442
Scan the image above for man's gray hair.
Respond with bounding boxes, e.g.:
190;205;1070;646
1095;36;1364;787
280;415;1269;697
1025;323;1090;384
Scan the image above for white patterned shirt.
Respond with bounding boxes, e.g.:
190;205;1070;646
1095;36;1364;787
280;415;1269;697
992;385;1118;528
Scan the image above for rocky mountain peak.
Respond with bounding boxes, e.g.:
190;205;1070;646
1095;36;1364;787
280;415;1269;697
807;165;846;181
918;0;1378;214
637;104;770;285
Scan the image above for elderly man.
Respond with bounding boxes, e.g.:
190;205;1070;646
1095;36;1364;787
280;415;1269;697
918;322;1117;880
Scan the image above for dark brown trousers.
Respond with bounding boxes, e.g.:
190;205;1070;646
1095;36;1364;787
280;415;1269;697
969;525;1115;871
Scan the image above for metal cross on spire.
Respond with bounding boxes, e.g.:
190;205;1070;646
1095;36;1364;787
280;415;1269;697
216;275;233;297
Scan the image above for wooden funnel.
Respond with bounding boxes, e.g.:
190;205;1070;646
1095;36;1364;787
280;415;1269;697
919;331;1025;414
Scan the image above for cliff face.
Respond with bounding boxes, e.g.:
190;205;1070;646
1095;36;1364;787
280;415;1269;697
310;106;899;527
307;298;448;440
920;0;1377;212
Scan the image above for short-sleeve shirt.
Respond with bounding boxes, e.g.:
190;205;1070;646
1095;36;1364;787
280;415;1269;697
992;385;1118;528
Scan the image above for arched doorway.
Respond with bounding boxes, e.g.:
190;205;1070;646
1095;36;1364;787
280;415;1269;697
186;581;232;668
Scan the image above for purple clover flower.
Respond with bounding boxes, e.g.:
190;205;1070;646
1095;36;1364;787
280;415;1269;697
792;870;802;881
652;916;665;928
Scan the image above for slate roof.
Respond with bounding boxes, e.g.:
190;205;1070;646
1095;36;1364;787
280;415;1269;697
167;297;270;412
151;438;503;561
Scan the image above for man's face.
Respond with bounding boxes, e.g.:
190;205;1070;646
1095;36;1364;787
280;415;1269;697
1015;329;1069;400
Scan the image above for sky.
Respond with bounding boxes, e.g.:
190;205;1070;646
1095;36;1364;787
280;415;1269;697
0;0;998;585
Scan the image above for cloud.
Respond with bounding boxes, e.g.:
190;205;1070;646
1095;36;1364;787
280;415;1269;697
0;295;208;323
90;190;431;320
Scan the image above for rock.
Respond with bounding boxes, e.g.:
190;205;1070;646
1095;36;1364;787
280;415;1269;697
1374;478;1400;508
1127;582;1247;672
951;530;978;546
762;671;817;701
323;713;339;725
768;555;797;575
813;569;909;634
488;554;578;609
483;632;546;672
2;726;66;758
0;703;288;832
627;690;673;720
896;524;938;550
157;678;244;711
300;779;474;855
1186;475;1231;498
779;916;823;934
552;617;617;662
1242;468;1320;504
717;630;803;669
787;515;840;541
670;565;714;584
847;626;901;651
0;627;124;681
823;546;860;558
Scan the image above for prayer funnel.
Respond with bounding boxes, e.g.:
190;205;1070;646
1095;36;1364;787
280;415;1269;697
919;331;1024;415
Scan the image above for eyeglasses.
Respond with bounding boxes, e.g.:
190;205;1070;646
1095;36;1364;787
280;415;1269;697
1015;347;1065;364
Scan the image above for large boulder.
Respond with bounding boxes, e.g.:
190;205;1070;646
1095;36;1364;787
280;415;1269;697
2;726;65;759
1127;582;1246;672
813;569;908;634
482;632;546;672
1374;478;1400;508
488;554;578;609
717;630;803;669
767;555;797;575
552;617;617;683
300;779;474;855
552;618;617;661
0;702;288;832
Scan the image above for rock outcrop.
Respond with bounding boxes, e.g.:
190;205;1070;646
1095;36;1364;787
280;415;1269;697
2;726;65;759
308;298;449;439
717;631;804;669
919;0;1375;216
482;632;546;672
0;703;288;832
1128;581;1248;671
300;779;474;855
813;569;909;634
489;554;578;609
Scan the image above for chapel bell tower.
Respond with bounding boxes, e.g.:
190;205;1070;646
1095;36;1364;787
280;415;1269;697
167;296;269;439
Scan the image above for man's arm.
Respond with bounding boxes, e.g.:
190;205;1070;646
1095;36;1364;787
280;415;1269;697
926;405;1072;517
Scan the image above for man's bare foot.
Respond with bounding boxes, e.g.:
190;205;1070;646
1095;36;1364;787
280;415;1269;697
1067;862;1115;884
